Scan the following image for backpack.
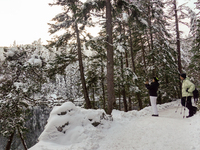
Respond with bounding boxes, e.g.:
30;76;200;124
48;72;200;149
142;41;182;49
193;88;199;102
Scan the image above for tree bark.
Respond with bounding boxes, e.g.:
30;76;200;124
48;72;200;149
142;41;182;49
174;0;182;74
128;27;136;73
174;0;182;97
147;0;155;76
118;85;121;110
106;0;115;115
140;34;147;70
17;127;27;150
75;23;92;109
128;21;143;110
5;132;15;150
136;92;143;110
121;53;128;112
100;61;106;110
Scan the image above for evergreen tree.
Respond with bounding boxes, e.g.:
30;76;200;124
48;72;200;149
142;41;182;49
126;0;179;103
85;37;107;109
164;0;195;95
189;20;200;86
187;1;200;87
0;44;47;150
48;0;94;109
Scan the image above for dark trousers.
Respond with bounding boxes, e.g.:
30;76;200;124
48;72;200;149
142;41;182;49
181;96;197;116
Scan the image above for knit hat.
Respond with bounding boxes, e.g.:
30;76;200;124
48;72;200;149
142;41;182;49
153;77;159;82
180;73;186;79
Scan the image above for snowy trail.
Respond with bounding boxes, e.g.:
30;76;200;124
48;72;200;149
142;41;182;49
29;100;200;150
96;102;195;150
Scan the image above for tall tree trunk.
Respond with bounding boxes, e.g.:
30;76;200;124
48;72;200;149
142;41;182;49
93;87;95;108
118;85;121;110
17;127;27;150
147;0;155;76
174;0;182;74
75;23;92;109
140;34;147;70
5;132;15;150
101;78;106;110
128;28;136;72
136;92;143;110
124;40;132;111
174;0;182;97
100;61;106;110
106;0;115;115
128;22;143;110
125;51;132;111
121;53;128;112
122;87;128;112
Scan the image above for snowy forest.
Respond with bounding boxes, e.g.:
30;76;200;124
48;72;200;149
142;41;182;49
0;0;200;149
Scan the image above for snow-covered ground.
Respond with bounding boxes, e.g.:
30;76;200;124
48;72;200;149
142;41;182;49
29;99;200;150
0;47;5;61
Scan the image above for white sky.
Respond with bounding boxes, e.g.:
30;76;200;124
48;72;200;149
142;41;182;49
0;0;62;47
0;0;197;47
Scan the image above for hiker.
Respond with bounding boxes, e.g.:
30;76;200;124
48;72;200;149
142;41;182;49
180;73;197;118
145;77;159;117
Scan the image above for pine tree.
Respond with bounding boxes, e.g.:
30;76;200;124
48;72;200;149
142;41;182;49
126;0;180;103
164;0;195;96
48;0;93;109
85;37;107;109
189;20;200;86
0;44;47;150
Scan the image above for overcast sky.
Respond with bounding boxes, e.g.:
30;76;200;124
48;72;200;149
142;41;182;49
0;0;197;47
0;0;62;47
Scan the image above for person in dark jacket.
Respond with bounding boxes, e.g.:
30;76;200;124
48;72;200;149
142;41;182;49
145;77;159;117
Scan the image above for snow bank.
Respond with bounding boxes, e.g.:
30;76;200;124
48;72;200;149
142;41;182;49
34;102;110;147
190;112;200;149
29;100;200;150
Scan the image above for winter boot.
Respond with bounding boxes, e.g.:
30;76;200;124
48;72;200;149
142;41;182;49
186;115;193;118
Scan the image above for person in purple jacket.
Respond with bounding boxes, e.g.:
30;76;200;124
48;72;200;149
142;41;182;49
145;77;159;117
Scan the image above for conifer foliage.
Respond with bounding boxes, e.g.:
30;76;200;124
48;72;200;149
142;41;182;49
48;0;97;109
0;44;47;150
188;1;200;87
46;0;182;111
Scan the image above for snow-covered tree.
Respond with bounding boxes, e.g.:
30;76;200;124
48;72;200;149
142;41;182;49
48;0;96;109
0;44;47;149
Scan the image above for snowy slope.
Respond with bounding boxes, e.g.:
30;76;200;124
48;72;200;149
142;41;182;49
29;100;200;150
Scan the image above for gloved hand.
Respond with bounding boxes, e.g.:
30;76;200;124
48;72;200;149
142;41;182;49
186;88;189;93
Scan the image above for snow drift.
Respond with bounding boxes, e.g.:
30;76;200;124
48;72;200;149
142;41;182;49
29;100;200;150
